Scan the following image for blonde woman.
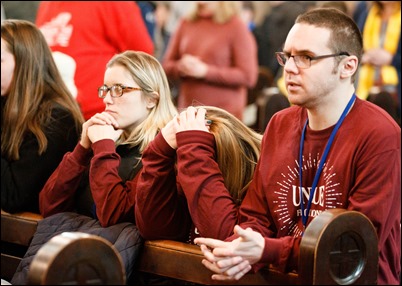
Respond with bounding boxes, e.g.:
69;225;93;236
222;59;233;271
135;105;262;242
39;51;177;226
162;1;258;120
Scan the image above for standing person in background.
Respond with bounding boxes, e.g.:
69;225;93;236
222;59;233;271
354;1;401;124
162;1;258;121
1;19;84;214
35;1;154;120
194;8;400;285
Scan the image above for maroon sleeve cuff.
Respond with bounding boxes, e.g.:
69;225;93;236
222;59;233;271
71;142;92;165
176;130;215;147
91;139;116;154
153;132;177;157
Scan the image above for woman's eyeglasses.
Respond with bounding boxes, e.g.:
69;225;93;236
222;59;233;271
98;84;142;98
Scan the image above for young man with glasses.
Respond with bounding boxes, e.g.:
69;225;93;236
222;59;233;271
194;8;400;285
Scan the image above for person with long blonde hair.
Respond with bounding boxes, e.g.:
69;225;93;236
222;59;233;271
39;51;177;226
1;19;84;214
135;105;262;242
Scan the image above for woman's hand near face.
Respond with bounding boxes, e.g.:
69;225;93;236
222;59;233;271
161;116;179;149
176;106;210;133
80;112;120;148
161;107;211;149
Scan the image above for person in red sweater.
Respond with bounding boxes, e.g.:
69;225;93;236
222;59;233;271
135;105;262;243
162;1;258;121
194;8;401;285
39;51;177;227
35;1;154;120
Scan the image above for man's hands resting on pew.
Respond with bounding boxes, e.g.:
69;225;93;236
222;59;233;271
194;225;264;281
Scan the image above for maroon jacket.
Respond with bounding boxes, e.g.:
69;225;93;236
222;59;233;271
40;140;140;226
135;130;240;243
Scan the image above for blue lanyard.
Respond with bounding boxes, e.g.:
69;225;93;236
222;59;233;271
299;94;356;230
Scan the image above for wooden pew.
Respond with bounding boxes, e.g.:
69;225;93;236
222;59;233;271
137;240;298;285
27;232;126;285
137;209;378;285
1;209;378;285
1;210;42;282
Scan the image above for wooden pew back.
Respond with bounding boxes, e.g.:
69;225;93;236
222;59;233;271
1;210;42;282
27;232;126;285
1;209;378;285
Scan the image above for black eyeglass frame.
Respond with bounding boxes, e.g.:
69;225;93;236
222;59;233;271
275;52;350;69
98;84;143;98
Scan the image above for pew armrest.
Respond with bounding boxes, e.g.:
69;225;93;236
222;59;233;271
1;210;43;246
299;208;378;285
27;232;126;285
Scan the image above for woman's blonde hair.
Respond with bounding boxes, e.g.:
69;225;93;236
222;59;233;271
107;51;177;153
1;19;84;160
186;1;241;24
196;106;262;205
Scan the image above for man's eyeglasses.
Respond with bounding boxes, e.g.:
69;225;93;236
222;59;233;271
98;84;142;98
275;52;350;69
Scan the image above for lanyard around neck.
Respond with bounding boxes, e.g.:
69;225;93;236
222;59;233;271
298;94;356;231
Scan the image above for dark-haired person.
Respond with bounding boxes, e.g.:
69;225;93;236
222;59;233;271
1;19;84;214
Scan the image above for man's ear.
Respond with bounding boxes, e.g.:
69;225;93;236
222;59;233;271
340;55;358;79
